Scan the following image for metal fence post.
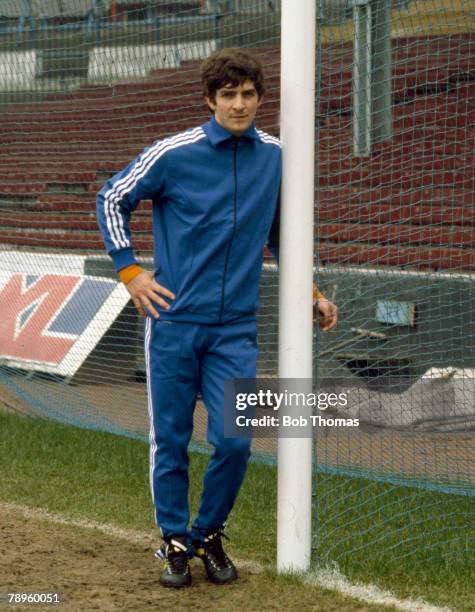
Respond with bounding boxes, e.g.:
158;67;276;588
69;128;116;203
353;0;372;156
154;17;161;43
371;0;392;144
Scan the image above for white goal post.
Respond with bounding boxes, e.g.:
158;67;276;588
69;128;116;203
277;0;316;573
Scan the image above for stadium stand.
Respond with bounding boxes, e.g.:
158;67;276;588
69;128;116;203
0;0;110;21
0;33;473;270
0;1;207;30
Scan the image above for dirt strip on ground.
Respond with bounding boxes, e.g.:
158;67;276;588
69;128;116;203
0;507;388;612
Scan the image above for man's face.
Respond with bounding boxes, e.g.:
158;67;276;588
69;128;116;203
205;80;262;137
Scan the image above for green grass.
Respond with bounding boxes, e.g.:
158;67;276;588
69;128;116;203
1;408;473;611
314;474;474;611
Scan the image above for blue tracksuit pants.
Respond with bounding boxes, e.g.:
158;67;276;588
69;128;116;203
144;317;257;545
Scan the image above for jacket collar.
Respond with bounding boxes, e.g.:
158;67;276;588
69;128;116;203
203;115;261;146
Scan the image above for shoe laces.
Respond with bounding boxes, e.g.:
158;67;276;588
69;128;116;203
165;539;189;574
203;529;232;568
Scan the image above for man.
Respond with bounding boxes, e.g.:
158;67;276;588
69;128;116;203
96;48;337;588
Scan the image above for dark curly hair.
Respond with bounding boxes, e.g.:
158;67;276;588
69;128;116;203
200;48;265;107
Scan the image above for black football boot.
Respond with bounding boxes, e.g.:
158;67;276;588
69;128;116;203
157;536;192;588
193;527;238;585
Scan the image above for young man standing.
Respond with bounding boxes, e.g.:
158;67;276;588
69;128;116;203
96;48;337;588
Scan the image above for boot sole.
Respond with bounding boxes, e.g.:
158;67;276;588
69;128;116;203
208;574;238;585
159;579;192;588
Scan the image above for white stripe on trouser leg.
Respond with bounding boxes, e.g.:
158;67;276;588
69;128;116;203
144;317;157;516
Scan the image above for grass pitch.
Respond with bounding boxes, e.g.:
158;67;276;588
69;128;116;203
0;408;473;611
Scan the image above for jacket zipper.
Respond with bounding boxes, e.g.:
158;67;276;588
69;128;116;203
218;139;239;323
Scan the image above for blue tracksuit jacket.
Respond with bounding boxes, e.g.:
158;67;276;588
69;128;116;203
96;116;281;323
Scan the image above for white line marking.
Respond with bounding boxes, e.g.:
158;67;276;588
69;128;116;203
306;566;453;612
1;500;155;546
0;501;261;574
0;501;454;610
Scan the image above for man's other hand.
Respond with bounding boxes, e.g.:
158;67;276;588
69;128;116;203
315;298;338;331
125;270;175;318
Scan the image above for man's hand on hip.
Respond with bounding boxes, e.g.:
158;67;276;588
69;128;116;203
125;270;175;319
